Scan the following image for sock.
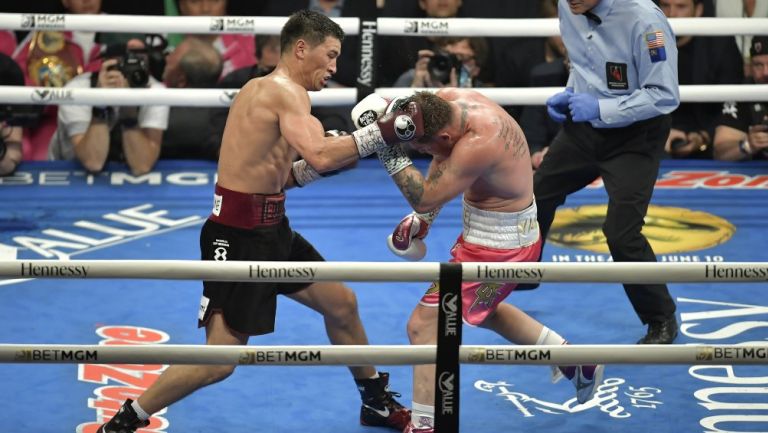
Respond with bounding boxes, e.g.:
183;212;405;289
411;402;434;428
130;400;150;421
536;327;576;379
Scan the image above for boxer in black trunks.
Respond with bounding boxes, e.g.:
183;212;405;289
97;9;425;433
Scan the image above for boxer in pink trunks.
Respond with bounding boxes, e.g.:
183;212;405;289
351;89;605;433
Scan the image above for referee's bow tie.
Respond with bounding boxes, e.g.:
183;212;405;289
583;11;602;25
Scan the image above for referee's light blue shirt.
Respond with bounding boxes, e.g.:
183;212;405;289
559;0;680;128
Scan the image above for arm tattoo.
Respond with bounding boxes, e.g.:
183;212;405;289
394;170;425;207
426;162;445;184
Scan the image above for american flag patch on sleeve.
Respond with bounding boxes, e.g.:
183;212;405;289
646;30;667;63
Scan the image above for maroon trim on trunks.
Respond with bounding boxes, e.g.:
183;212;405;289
209;184;285;229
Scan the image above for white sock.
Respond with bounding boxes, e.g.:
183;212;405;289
411;401;434;428
536;326;566;346
367;372;380;380
130;400;150;421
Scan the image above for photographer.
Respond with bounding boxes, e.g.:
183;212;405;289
713;36;768;161
0;53;27;176
393;37;489;88
48;39;169;175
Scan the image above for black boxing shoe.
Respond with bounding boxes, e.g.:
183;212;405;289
637;317;678;344
97;399;149;433
357;372;411;431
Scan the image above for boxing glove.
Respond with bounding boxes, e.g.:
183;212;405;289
352;102;424;158
387;209;440;261
351;93;389;129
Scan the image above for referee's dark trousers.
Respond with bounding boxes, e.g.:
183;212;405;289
533;114;676;324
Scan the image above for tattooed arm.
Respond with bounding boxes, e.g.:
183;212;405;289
391;137;497;213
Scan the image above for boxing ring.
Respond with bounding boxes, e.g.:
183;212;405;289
1;11;768;433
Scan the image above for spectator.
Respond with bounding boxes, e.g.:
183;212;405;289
393;36;489;88
12;0;106;162
0;31;16;57
713;36;768;161
48;39;169;175
378;0;469;87
0;53;26;176
206;34;281;160
174;0;256;77
659;0;744;159
160;37;223;160
715;0;768;77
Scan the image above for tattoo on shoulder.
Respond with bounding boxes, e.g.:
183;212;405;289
494;116;527;158
458;102;469;133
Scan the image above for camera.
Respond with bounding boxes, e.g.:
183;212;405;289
427;51;462;85
102;42;151;88
112;51;150;88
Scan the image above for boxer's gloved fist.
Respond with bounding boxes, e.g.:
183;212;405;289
386;208;440;261
351;93;389;128
353;102;424;158
546;87;573;123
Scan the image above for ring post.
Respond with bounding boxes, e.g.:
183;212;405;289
434;263;462;433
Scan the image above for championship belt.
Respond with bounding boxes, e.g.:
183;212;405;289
27;31;83;87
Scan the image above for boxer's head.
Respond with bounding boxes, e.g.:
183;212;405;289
280;10;345;91
401;91;452;154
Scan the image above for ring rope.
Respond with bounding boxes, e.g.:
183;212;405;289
0;13;359;35
1;84;767;107
3;344;766;365
2;260;768;283
1;13;767;37
377;17;768;37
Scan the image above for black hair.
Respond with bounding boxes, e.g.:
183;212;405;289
279;9;344;55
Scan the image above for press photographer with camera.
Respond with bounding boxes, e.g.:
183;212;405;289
48;39;169;175
393;37;489;88
713;36;768;161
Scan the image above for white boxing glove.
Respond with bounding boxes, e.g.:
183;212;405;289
387;209;440;261
351;93;389;129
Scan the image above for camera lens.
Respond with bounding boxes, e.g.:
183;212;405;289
428;52;460;85
119;53;150;88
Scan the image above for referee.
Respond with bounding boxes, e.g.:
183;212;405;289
535;0;680;344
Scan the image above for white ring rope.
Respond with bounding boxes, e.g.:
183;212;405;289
1;13;767;37
2;84;766;107
2;260;768;283
0;13;360;35
2;343;766;365
377;17;768;37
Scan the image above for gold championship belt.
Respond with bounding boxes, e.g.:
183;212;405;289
27;31;83;87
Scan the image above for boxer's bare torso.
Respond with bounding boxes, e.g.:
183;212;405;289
406;88;534;213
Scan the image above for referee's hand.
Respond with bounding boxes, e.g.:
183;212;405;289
545;88;573;123
569;93;600;122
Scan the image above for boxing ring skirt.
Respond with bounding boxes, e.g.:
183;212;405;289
1;158;767;433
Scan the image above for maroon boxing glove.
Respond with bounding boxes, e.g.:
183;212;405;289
352;102;424;157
